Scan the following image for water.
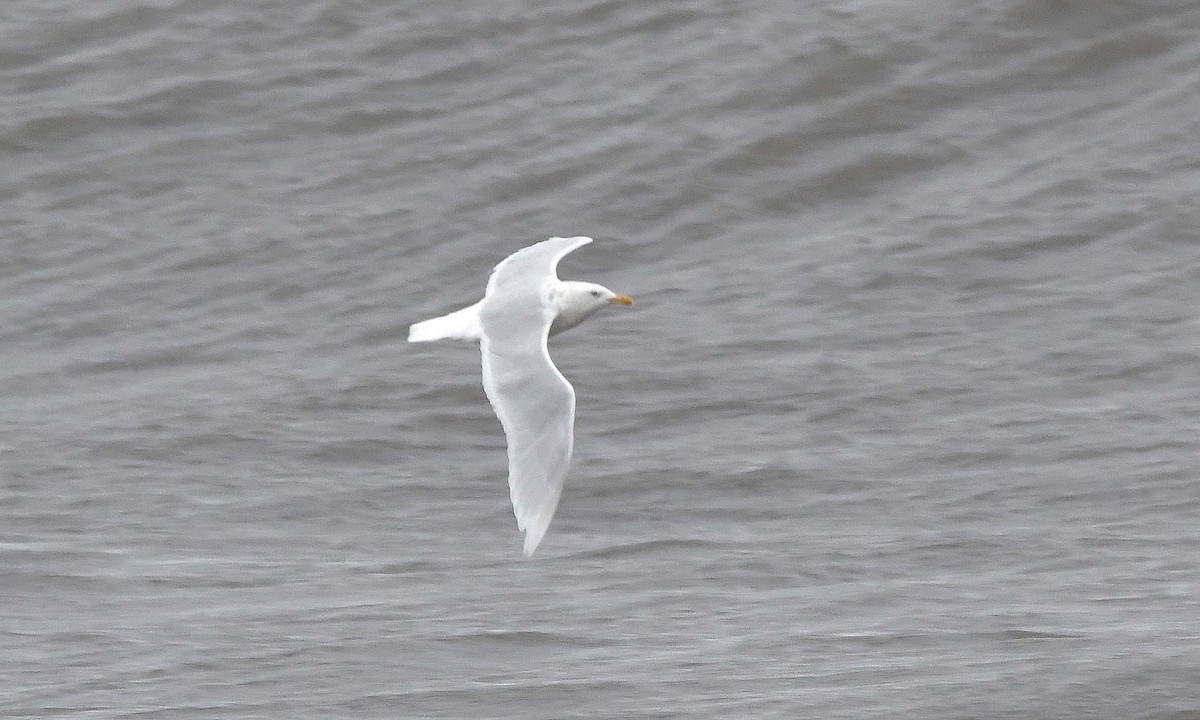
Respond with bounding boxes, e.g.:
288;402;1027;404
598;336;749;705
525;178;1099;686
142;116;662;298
3;1;1200;717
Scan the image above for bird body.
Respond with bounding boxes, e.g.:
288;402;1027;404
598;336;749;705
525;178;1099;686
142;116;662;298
409;237;632;555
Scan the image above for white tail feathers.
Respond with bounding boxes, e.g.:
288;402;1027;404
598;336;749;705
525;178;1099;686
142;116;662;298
407;301;484;342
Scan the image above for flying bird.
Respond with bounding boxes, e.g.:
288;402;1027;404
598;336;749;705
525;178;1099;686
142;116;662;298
409;236;633;555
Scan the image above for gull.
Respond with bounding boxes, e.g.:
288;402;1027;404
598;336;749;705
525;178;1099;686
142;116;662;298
409;236;633;555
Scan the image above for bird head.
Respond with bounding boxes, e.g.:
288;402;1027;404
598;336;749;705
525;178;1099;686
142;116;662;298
550;281;633;336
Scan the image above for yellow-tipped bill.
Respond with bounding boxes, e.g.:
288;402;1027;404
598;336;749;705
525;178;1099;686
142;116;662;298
611;294;634;306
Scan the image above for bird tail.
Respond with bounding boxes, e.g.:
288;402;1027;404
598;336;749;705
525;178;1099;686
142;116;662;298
408;301;484;342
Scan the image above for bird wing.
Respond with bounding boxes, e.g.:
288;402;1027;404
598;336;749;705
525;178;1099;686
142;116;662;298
478;237;592;555
484;236;592;298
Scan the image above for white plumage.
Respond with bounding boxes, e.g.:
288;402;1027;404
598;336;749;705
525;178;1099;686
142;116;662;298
409;236;633;555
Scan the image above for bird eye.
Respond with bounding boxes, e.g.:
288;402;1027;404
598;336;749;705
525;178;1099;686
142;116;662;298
591;290;600;297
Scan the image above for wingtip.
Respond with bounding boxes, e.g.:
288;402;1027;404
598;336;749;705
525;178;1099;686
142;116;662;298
522;531;542;557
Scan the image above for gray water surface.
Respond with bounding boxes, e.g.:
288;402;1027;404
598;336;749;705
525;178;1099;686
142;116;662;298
3;1;1200;718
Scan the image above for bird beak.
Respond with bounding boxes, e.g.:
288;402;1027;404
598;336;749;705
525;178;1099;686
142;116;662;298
610;295;633;306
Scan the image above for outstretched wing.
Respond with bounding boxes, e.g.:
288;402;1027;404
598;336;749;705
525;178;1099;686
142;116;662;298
478;237;592;555
484;236;592;298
